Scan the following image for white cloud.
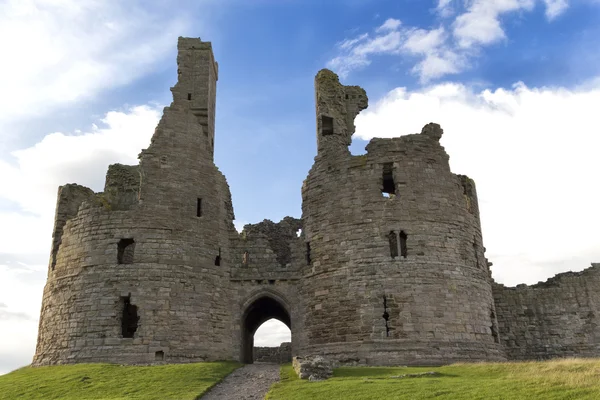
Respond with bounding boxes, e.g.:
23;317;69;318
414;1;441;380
375;18;401;32
436;0;456;17
543;0;569;19
0;0;190;133
327;20;457;82
0;105;161;217
355;79;600;286
329;0;579;81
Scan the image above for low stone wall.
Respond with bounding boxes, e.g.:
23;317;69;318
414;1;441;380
253;342;292;363
493;264;600;360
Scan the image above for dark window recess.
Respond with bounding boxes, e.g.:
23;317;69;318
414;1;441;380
50;239;61;271
345;94;349;99
268;280;275;285
155;351;164;361
490;310;500;343
321;115;334;136
388;231;398;258
121;295;139;338
306;242;311;265
197;198;202;217
242;251;249;266
382;163;396;195
399;231;408;258
117;239;135;264
215;247;221;266
382;295;390;337
187;93;192;100
473;239;479;268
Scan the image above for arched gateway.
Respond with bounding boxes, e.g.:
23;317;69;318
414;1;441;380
240;292;291;363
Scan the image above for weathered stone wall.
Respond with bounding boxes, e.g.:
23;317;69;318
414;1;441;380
253;342;292;363
493;263;600;360
299;70;505;365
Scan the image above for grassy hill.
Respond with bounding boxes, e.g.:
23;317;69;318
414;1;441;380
0;361;240;400
2;358;599;399
266;358;600;400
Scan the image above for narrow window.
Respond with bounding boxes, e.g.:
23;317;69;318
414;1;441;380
268;280;275;285
473;239;479;268
197;198;202;217
345;94;349;99
214;247;221;266
382;163;395;196
155;351;164;361
382;295;390;337
490;310;500;343
399;231;407;258
388;231;398;258
117;239;135;264
242;251;249;266
321;115;334;136
306;242;311;265
121;295;139;338
187;93;192;100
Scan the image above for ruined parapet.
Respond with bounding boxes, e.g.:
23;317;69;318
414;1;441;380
231;217;304;281
493;263;600;360
103;164;140;211
314;69;367;157
242;217;302;267
49;184;95;272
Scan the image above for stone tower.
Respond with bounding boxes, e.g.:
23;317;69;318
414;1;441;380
34;38;237;365
299;70;505;364
33;38;600;367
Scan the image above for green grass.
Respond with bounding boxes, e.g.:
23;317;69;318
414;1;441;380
266;358;600;400
0;361;240;400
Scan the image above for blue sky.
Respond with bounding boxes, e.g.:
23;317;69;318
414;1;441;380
1;0;600;374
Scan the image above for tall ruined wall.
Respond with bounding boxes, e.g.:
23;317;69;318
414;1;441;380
33;37;237;366
494;264;600;360
299;70;504;365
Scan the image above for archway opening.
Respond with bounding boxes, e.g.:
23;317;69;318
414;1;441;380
241;296;291;364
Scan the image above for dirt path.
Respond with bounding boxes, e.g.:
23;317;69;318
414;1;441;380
200;363;281;400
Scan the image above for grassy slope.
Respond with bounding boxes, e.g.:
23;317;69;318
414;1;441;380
267;358;600;400
0;361;240;400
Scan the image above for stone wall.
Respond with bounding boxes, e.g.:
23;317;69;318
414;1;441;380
493;263;600;360
299;70;504;365
253;342;292;363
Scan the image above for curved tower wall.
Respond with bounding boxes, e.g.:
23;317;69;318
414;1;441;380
299;70;505;365
33;38;237;366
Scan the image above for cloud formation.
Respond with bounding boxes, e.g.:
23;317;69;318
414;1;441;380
0;0;189;139
354;78;600;286
328;0;576;81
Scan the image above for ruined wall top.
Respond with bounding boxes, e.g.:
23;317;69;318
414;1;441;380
170;37;219;155
314;69;368;156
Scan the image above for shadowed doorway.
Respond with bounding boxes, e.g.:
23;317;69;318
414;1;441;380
241;296;291;364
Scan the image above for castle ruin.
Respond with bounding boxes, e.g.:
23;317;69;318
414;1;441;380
33;37;600;367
